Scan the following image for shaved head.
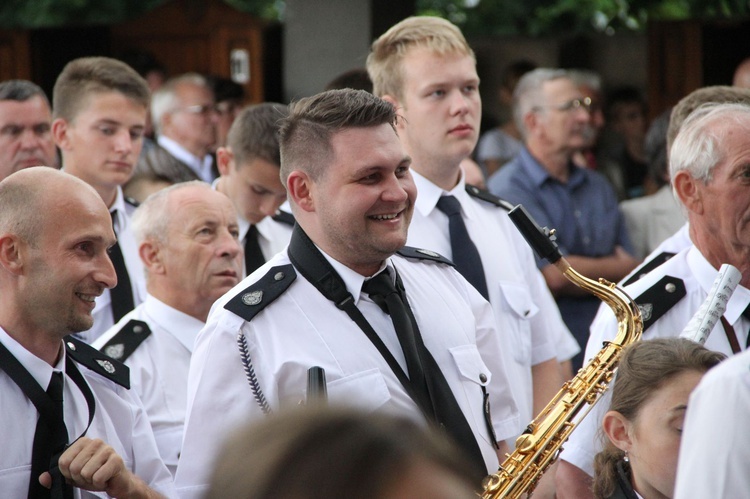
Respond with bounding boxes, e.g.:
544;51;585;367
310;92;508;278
0;166;105;246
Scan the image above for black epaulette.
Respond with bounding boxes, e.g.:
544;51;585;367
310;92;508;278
125;196;140;208
396;246;454;266
64;335;130;389
225;264;296;322
464;185;515;212
633;275;686;331
622;252;676;287
272;211;295;226
98;319;152;363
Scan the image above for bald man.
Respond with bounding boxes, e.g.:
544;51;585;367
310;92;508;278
0;167;174;498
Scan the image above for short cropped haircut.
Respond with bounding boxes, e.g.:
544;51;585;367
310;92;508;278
227;103;288;167
0;175;43;246
667;85;750;153
0;80;50;107
513;68;570;139
670;102;750;189
150;73;210;134
367;16;474;100
131;180;210;246
52;57;150;122
279;89;397;183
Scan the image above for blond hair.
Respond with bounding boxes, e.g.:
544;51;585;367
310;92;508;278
367;16;474;100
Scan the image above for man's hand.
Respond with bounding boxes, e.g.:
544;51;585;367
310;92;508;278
39;437;164;499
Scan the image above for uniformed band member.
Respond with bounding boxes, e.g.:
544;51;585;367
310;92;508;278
556;102;750;498
214;103;294;277
175;89;520;498
52;57;151;344
367;16;579;440
93;181;243;476
0;167;174;498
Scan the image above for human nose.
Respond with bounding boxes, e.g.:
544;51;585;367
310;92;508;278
260;196;284;217
113;130;134;155
218;228;242;259
99;252;118;290
381;172;409;203
19;129;42;150
450;89;471;116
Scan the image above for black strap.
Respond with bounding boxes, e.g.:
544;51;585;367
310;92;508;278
244;225;266;275
287;225;487;479
743;305;750;349
720;317;742;355
110;211;135;322
0;340;96;499
436;195;490;300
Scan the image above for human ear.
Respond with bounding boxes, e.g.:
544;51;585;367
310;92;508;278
0;234;24;275
138;240;165;275
287;171;315;212
672;170;703;215
602;410;634;453
51;119;71;150
216;147;233;176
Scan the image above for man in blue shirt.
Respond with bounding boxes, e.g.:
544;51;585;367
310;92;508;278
488;68;638;370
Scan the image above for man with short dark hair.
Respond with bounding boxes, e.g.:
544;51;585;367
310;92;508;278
52;56;151;343
215;103;292;277
0;167;174;498
0;80;57;180
176;89;520;498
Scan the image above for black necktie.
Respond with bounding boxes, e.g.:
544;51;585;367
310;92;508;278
436;195;489;300
363;270;426;386
244;225;265;275
30;372;73;499
743;305;750;349
109;211;135;322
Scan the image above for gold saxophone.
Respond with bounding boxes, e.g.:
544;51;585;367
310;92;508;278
482;206;643;499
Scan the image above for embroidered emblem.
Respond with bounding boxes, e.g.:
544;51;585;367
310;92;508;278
274;272;285;281
242;291;264;306
96;359;116;374
638;303;653;322
104;344;125;360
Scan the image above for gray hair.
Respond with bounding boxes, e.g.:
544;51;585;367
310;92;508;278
131;180;211;245
0;80;50;106
513;68;570;139
150;73;210;135
669;102;750;197
567;69;601;92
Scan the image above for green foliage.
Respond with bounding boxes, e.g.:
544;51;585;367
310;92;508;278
416;0;750;36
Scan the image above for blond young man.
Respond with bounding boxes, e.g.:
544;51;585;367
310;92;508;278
52;57;150;343
367;18;579;459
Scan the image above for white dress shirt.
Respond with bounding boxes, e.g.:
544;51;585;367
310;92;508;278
674;347;750;498
93;294;203;477
560;245;750;476
77;187;146;344
0;328;175;498
408;170;579;430
175;249;520;498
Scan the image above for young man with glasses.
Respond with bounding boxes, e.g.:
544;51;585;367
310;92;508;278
487;68;638;372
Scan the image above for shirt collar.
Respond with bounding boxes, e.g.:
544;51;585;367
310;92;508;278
142;295;205;353
157;135;213;181
0;326;65;390
519;147;586;189
317;245;389;304
109;187;127;232
412;169;475;220
687;246;750;324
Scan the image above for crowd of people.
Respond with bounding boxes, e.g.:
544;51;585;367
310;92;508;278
1;14;750;499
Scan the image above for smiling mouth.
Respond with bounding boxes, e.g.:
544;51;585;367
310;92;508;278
76;292;98;303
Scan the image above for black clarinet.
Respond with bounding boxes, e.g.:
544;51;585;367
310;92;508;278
306;366;327;406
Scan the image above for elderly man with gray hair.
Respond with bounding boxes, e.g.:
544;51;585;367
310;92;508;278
487;68;638;372
556;102;750;498
138;73;219;183
93;181;243;476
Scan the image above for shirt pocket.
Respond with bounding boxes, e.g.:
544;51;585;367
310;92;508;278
496;281;539;364
326;368;391;412
449;344;494;446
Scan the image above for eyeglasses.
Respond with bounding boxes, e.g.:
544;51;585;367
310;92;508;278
534;97;593;113
174;104;218;116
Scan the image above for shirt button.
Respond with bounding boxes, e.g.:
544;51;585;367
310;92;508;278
479;373;488;383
